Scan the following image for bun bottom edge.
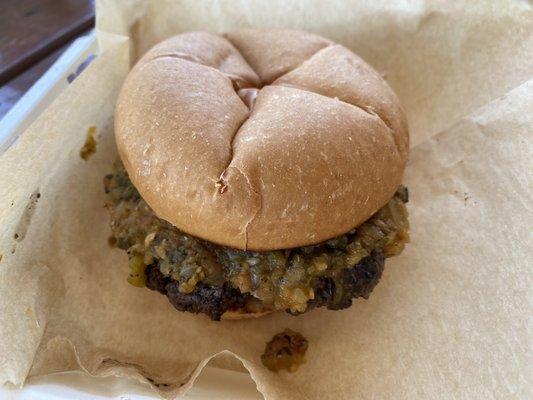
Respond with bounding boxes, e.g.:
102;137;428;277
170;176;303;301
221;309;274;320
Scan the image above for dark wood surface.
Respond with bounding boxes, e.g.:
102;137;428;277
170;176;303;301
0;0;94;120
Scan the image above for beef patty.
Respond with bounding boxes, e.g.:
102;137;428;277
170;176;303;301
143;251;385;320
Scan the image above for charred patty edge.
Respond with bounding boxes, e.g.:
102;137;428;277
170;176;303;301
145;251;385;320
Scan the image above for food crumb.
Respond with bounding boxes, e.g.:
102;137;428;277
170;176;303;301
464;192;471;205
261;329;308;373
80;126;97;160
108;236;117;247
0;254;3;263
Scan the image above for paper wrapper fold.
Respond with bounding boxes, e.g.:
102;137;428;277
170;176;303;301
1;1;532;399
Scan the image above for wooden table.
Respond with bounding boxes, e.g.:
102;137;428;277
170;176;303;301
0;0;95;120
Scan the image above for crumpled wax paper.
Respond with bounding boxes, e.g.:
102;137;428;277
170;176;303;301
1;1;532;399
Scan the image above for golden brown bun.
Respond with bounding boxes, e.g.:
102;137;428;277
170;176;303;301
115;30;409;251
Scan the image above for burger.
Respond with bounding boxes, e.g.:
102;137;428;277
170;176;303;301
104;29;410;321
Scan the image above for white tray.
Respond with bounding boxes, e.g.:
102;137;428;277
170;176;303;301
0;32;262;400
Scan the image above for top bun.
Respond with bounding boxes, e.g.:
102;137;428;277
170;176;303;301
115;29;409;251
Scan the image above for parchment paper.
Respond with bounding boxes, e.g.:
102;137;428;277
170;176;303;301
1;1;532;399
